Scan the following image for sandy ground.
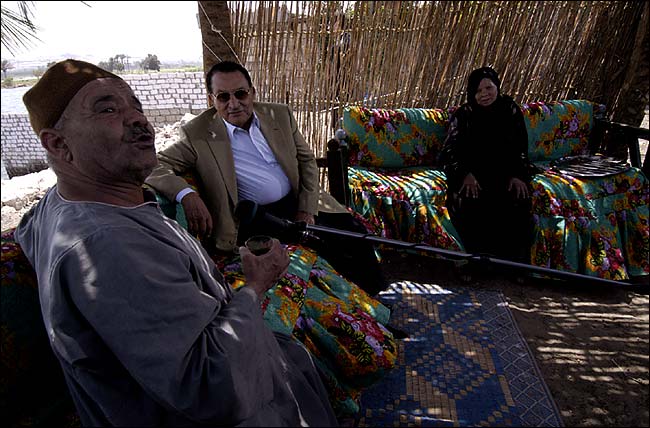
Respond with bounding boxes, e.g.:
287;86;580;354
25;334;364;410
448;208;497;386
381;251;649;427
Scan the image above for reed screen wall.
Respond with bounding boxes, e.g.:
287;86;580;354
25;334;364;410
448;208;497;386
225;1;644;158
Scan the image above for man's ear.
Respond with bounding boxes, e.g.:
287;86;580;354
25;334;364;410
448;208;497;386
40;129;72;162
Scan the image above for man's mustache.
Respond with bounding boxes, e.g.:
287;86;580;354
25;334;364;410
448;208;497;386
127;125;154;140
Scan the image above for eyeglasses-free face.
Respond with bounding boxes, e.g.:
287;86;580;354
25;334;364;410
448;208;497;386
212;88;251;103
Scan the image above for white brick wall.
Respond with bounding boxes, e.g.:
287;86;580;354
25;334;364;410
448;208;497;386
1;72;209;178
1;114;49;178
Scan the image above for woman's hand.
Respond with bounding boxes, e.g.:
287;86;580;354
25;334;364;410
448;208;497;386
239;238;290;299
508;177;530;199
459;173;481;198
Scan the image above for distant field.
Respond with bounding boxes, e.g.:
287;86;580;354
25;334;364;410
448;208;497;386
1;64;202;89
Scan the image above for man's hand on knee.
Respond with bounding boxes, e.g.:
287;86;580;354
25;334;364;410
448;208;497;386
181;192;213;238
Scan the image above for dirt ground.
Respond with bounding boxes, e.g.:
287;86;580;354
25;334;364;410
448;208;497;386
379;250;649;427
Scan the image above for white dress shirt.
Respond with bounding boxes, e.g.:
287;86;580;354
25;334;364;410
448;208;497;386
176;114;292;205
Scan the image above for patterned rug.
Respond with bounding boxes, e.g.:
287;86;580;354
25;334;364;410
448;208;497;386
358;281;563;427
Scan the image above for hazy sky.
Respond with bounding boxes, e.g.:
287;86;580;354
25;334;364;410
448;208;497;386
1;1;204;64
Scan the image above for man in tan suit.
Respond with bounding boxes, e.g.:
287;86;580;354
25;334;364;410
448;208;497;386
146;61;386;295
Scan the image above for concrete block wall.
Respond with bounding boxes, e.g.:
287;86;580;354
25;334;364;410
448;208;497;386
1;72;208;178
122;72;208;125
1;114;49;178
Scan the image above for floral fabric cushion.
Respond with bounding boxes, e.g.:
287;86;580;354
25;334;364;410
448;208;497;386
347;166;464;251
523;100;648;280
343;107;450;168
1;229;80;427
342;107;465;252
531;167;649;279
160;190;397;417
521;99;604;164
215;244;397;417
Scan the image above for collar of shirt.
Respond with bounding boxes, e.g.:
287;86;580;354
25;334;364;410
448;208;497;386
222;112;260;141
221;113;277;164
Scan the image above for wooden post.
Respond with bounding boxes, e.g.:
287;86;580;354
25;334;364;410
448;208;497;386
197;1;239;105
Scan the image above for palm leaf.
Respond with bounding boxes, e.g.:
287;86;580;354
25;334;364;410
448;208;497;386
1;1;41;56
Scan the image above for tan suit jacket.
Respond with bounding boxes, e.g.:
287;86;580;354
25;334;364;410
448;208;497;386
146;102;346;252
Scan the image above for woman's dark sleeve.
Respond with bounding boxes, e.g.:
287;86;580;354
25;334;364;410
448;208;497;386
440;107;472;191
508;101;537;181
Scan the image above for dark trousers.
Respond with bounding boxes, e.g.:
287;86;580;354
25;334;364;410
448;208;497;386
313;211;387;296
450;188;533;262
238;194;387;296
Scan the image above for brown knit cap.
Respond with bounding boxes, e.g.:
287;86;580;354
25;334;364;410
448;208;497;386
23;59;121;134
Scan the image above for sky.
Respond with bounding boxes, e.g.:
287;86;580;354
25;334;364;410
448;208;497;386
1;1;204;66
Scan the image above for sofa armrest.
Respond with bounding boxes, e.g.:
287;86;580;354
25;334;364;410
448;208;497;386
326;138;350;206
595;118;649;170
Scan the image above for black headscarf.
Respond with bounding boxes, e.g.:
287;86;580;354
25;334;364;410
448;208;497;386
466;66;501;105
440;65;536;188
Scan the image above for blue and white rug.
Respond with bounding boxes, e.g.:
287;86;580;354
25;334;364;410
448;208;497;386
358;281;563;427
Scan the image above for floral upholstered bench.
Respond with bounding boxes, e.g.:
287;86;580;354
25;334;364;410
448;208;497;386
337;107;465;252
1;228;79;427
522;101;648;280
330;100;649;282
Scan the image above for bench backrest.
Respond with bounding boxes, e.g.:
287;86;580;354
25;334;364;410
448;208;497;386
343;107;450;168
521;99;605;163
342;100;605;168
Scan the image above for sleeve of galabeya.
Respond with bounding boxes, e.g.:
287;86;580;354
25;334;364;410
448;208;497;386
55;226;278;424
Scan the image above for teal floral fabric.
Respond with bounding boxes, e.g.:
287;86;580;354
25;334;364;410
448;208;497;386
342;101;649;281
347;166;464;251
522;100;649;279
1;229;80;427
530;164;649;279
158;193;397;417
522;99;602;163
215;245;397;417
345;107;450;168
343;106;465;252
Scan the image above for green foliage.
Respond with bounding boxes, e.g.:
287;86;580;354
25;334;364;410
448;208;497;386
1;59;14;78
97;60;111;71
32;67;44;78
140;54;161;72
98;55;127;73
2;77;15;88
113;54;127;72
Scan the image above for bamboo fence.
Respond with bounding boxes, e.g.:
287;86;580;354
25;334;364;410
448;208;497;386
224;0;645;158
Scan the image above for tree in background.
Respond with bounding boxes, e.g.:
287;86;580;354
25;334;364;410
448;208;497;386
32;66;44;78
98;56;125;73
140;54;161;71
1;59;14;78
113;54;128;72
97;59;112;71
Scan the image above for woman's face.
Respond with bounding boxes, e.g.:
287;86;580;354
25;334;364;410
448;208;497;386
475;78;498;107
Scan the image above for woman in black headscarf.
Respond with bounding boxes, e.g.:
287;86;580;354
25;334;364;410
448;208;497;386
440;66;536;262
